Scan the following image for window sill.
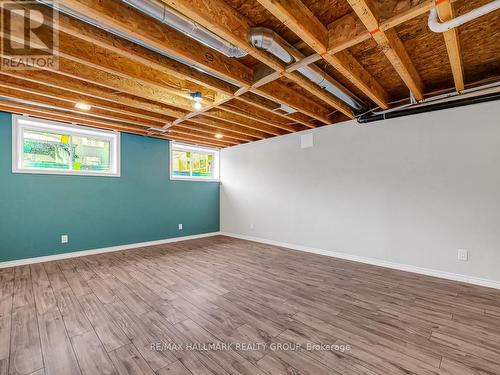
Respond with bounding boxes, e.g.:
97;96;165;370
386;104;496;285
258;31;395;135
170;176;219;182
12;168;120;177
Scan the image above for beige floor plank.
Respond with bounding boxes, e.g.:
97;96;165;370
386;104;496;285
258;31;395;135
54;287;93;338
108;344;155;375
79;293;130;352
37;310;81;375
156;361;193;375
12;266;34;310
9;305;43;375
0;314;12;374
71;330;117;375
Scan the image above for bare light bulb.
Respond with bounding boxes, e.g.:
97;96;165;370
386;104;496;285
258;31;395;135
193;101;202;111
215;133;223;139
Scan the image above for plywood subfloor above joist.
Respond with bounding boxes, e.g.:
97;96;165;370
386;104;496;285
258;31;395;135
1;0;498;147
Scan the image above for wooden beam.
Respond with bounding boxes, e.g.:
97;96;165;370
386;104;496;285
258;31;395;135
0;102;146;134
379;0;459;31
0;81;239;146
3;51;285;136
255;0;389;109
181;121;258;142
161;0;282;71
167;126;240;146
0;101;229;148
60;0;332;124
279;31;366;114
2;25;203;110
11;2;277;138
220;101;303;132
327;13;370;54
346;0;424;101
188;117;270;140
44;57;196;109
1;70;279;141
327;0;459;53
7;0;451;141
436;0;465;92
5;8;312;133
0;73;175;124
218;104;299;133
0;73;260;145
53;11;318;128
1;57;190;118
285;71;355;117
160;0;355;119
55;13;238;95
254;81;334;124
55;32;214;105
0;70;187;119
258;0;328;53
0;83;160;128
237;93;316;128
205;110;287;136
62;0;253;86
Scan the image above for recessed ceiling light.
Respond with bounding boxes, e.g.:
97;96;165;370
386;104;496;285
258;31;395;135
215;133;223;139
75;102;91;111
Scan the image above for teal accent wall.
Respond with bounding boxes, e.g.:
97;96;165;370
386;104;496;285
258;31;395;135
0;112;220;262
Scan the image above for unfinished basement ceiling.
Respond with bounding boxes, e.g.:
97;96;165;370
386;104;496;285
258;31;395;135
0;0;498;148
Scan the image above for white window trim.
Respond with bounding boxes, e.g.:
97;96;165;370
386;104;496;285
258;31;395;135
12;115;121;177
169;142;220;182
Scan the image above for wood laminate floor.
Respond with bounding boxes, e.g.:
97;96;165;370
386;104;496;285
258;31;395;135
1;236;500;375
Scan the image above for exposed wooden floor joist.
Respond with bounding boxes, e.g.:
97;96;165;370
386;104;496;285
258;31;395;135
346;0;425;101
57;0;336;124
255;0;390;109
436;0;465;92
0;0;497;146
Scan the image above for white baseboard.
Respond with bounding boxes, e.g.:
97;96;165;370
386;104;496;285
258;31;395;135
0;232;221;269
5;231;499;290
220;232;500;290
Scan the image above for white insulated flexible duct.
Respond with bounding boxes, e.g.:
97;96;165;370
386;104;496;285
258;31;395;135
428;0;500;33
41;0;247;59
122;0;247;58
249;27;364;111
40;0;245;85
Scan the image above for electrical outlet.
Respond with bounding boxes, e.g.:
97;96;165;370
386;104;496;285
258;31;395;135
61;234;68;244
250;223;254;230
458;249;469;261
178;223;183;230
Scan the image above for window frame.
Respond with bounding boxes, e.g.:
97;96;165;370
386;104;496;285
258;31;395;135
12;115;121;177
169;142;220;182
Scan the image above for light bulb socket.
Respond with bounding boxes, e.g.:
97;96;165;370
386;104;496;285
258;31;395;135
190;91;203;102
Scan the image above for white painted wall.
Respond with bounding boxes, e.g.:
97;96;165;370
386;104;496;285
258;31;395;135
220;101;500;284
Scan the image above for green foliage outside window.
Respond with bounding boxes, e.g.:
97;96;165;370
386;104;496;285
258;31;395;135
172;149;214;178
23;129;111;172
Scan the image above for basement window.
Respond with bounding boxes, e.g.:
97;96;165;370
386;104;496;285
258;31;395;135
12;115;120;177
170;142;219;182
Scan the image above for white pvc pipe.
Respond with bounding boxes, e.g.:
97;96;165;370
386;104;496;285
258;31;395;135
428;0;500;33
